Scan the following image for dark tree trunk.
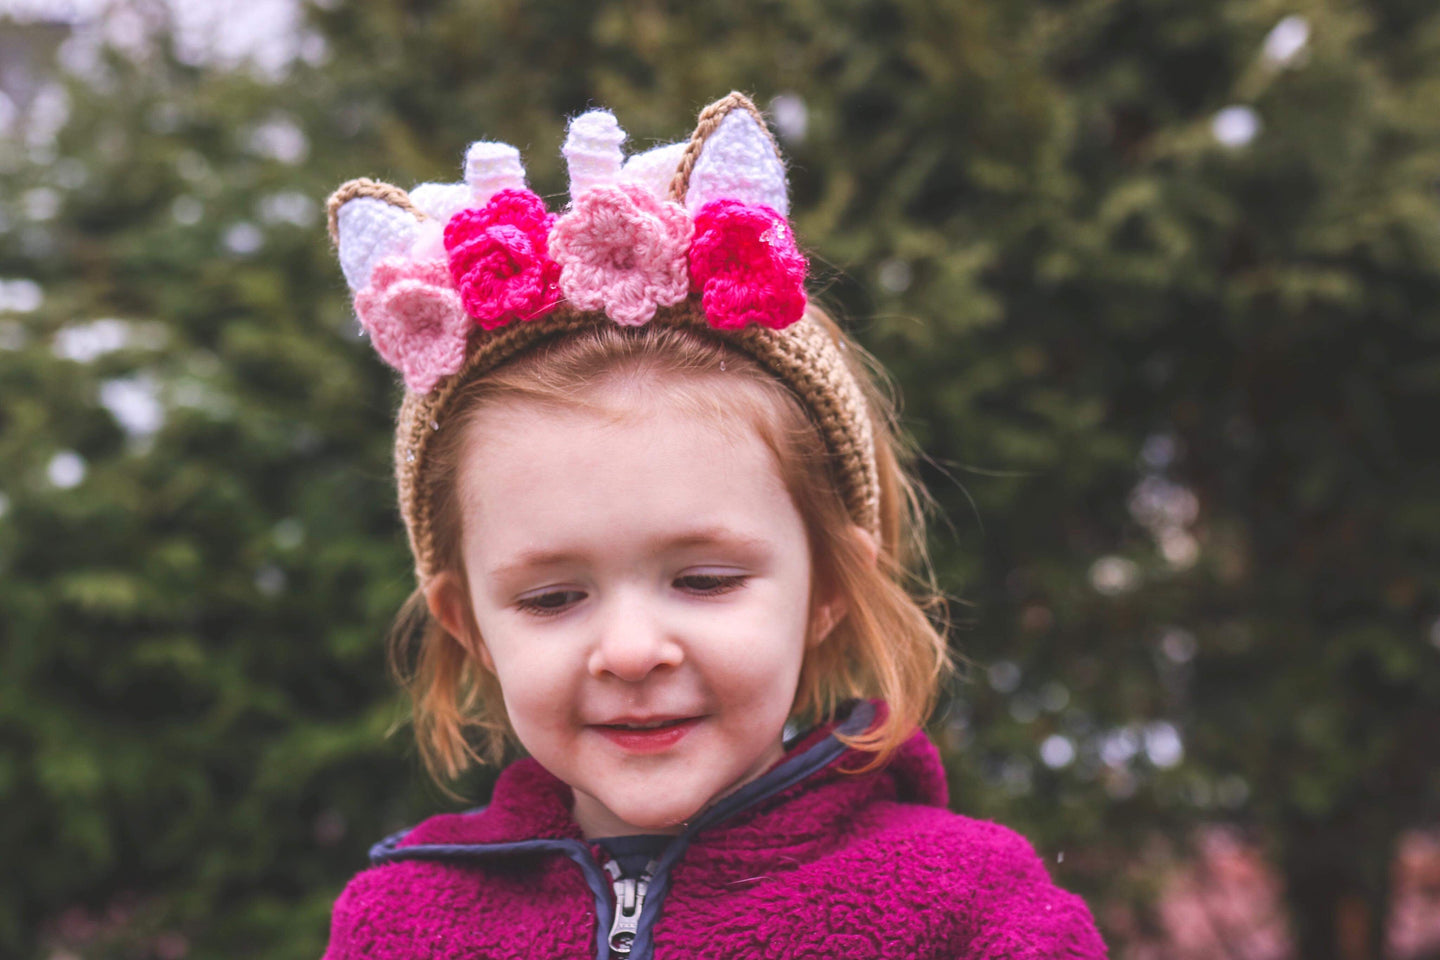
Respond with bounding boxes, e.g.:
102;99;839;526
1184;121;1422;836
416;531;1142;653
1279;816;1396;960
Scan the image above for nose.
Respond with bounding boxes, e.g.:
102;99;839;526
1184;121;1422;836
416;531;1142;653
587;590;684;682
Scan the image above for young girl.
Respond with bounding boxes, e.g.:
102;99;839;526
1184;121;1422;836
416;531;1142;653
322;92;1107;959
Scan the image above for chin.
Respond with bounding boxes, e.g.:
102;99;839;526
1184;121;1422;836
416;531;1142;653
609;797;703;833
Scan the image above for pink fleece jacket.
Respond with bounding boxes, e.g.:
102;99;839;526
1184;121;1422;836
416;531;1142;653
324;702;1108;959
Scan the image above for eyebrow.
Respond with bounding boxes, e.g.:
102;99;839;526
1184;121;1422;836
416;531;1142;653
487;527;770;580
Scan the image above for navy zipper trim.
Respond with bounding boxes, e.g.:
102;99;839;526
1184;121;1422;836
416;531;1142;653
368;700;875;960
626;699;874;960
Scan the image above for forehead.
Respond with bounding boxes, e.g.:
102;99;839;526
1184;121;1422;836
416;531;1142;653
454;393;801;564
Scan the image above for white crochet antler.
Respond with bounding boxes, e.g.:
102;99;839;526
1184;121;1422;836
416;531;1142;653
560;105;790;211
414;140;529;220
563;110;627;198
562;110;703;203
465;141;528;203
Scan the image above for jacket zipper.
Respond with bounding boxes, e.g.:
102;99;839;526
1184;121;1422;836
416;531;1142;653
603;857;656;958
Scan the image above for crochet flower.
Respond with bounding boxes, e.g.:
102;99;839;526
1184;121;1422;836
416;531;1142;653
549;183;693;326
688;199;808;331
354;257;472;394
444;189;560;328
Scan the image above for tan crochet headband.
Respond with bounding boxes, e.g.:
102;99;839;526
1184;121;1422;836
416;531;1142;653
326;92;879;586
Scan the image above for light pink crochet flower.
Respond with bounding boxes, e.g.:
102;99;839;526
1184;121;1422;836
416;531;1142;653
688;199;808;331
549;183;693;326
444;189;560;329
354;256;472;394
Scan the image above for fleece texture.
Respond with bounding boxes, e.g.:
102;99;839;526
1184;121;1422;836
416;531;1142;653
323;703;1108;959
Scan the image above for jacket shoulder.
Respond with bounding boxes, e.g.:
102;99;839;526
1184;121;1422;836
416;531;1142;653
322;845;517;959
850;806;1109;959
322;832;600;960
322;862;427;960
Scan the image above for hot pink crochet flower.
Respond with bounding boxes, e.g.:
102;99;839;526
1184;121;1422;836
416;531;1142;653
688;199;808;331
549;183;693;326
354;256;472;394
444;189;560;328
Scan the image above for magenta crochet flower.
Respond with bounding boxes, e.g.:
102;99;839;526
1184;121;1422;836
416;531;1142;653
688;199;808;331
549;183;693;326
444;189;560;328
354;256;472;394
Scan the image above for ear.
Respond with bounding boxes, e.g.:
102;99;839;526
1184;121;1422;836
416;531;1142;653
620;140;687;199
853;524;880;567
680;93;789;216
810;593;846;649
424;570;495;673
810;525;880;647
407;181;473;224
327;178;426;290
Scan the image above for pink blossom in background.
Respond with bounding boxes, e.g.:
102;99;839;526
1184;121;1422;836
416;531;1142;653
549;183;692;326
1119;824;1440;960
42;891;187;959
444;189;560;328
1389;829;1440;959
688;198;807;331
354;257;471;394
1146;827;1291;960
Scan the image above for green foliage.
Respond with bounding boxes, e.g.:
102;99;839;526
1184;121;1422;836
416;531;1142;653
1;1;1438;957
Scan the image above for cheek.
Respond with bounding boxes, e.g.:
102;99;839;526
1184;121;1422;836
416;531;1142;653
484;632;577;728
704;603;811;703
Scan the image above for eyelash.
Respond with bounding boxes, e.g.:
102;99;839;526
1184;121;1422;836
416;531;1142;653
677;573;747;595
515;575;748;617
515;590;586;616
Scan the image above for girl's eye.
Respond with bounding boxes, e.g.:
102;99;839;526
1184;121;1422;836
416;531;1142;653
676;574;747;595
516;590;586;616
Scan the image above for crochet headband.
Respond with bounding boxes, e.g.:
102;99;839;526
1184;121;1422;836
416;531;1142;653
326;92;880;586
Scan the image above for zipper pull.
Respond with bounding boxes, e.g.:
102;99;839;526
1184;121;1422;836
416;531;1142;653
604;859;654;958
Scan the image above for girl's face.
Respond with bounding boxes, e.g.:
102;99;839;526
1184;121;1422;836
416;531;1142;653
428;390;843;838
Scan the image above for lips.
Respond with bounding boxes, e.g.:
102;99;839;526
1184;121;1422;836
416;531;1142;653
590;716;702;754
596;715;694;729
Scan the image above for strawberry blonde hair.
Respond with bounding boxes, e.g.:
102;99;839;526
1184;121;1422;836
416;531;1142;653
388;305;952;782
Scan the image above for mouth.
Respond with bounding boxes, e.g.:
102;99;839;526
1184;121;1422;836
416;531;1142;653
597;716;695;730
589;716;703;753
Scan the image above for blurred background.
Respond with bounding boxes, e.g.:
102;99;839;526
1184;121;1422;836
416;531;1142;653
1;0;1438;957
